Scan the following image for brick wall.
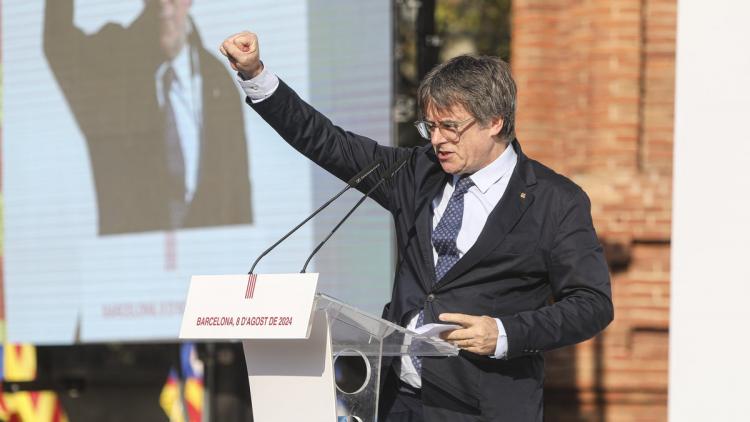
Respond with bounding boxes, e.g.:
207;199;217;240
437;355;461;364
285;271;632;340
511;0;676;420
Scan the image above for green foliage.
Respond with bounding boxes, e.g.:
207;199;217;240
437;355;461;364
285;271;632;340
436;0;512;61
395;0;512;148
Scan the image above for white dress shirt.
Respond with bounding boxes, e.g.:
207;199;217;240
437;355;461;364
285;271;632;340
237;67;518;389
155;38;202;202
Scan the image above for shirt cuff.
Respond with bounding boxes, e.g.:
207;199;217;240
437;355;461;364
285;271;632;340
237;66;280;104
491;317;508;359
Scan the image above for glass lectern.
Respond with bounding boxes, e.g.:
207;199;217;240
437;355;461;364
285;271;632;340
242;294;458;422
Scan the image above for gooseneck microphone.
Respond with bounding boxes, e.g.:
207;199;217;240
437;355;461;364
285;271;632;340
248;160;382;274
300;154;410;273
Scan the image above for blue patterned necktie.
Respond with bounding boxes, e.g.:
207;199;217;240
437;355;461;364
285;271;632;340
411;176;474;374
432;176;474;281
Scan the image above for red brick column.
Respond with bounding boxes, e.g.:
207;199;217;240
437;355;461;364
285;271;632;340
512;0;676;420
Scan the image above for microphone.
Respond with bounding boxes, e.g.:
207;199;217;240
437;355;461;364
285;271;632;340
248;160;383;274
300;154;410;273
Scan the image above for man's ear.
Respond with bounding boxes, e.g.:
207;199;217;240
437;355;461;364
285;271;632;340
490;116;504;137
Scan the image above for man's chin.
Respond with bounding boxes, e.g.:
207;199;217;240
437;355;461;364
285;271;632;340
439;163;461;175
160;34;187;60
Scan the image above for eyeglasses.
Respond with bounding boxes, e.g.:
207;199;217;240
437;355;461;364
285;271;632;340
413;116;476;141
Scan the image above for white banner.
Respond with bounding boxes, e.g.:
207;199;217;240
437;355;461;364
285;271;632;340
179;273;319;339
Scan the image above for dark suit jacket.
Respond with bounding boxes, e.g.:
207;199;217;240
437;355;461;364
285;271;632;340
44;0;251;234
250;80;613;421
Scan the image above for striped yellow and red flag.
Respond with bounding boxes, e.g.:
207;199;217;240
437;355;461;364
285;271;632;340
3;344;36;382
160;343;204;422
0;343;69;422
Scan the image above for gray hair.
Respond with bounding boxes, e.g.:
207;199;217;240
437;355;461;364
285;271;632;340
417;55;517;140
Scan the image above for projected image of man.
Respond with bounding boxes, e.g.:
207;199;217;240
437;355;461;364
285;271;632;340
44;0;252;234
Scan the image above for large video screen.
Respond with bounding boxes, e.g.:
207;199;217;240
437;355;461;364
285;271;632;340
3;0;394;344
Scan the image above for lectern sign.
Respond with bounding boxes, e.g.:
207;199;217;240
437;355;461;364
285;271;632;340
179;273;319;339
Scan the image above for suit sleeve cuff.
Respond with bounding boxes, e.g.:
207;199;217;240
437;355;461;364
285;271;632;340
491;317;508;359
237;66;280;103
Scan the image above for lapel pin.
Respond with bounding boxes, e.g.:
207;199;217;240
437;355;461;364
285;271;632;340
520;192;526;199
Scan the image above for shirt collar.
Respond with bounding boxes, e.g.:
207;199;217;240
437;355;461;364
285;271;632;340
155;26;196;106
455;142;517;194
157;20;195;85
169;42;193;89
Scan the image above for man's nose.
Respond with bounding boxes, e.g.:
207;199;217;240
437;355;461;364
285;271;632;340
430;129;447;147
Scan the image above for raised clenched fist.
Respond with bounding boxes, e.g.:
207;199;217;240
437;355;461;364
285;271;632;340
220;31;262;79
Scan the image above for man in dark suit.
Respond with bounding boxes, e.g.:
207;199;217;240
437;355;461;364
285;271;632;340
44;0;251;234
221;32;613;421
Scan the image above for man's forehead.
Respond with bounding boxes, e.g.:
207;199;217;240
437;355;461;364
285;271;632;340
424;103;471;121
